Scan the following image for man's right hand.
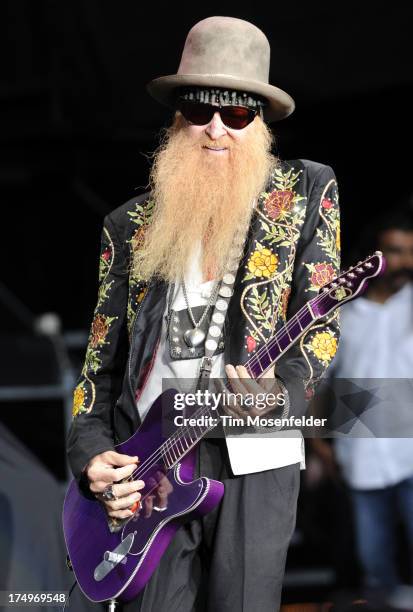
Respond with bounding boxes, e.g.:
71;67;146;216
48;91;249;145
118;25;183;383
86;450;145;519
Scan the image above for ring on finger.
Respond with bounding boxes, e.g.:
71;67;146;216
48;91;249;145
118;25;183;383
101;484;117;501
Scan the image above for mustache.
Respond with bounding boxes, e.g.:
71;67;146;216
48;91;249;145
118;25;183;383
201;136;232;148
182;134;234;151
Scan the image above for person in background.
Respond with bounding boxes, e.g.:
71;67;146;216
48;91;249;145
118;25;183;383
314;208;413;607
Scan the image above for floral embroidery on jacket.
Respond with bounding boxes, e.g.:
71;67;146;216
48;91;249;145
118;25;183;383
98;229;113;282
72;382;87;418
240;162;340;393
305;330;338;366
304;261;336;293
72;225;119;417
246;245;279;280
316;181;340;262
125;199;154;335
78;313;118;387
298;174;340;387
241;164;306;347
280;287;291;321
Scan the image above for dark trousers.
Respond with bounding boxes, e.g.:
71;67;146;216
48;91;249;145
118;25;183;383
123;437;300;612
350;475;413;591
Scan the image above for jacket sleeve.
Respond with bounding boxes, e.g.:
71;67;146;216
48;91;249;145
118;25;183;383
67;213;130;489
275;164;341;419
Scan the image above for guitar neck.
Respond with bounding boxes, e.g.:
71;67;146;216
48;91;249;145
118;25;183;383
244;296;322;377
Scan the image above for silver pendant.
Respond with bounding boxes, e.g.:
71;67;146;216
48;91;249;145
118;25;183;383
183;327;206;348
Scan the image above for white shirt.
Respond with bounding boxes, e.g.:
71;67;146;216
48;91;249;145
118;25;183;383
136;243;305;475
331;282;413;489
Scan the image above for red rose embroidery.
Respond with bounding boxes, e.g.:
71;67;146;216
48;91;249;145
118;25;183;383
322;198;333;210
264;190;294;220
246;336;257;352
305;386;315;400
101;247;111;261
311;263;335;288
90;314;110;348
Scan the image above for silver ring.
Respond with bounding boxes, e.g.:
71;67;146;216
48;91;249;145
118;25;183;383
101;484;117;501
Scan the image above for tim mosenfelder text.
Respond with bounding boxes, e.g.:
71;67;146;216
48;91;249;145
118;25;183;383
171;389;327;429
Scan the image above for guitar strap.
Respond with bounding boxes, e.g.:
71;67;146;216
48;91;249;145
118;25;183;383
197;236;245;392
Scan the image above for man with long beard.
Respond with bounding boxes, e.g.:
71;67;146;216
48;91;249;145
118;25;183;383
67;16;341;611
134;111;274;285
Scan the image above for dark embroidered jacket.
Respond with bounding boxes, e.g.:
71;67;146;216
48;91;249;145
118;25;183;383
67;159;341;487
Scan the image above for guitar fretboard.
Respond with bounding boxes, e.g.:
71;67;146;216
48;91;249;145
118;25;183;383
245;300;318;377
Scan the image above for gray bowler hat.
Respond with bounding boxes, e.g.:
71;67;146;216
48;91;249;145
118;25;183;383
146;16;295;122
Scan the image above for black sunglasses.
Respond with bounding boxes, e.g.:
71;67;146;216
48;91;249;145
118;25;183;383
177;99;258;130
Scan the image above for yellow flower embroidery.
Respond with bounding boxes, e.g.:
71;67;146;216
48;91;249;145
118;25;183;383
309;332;337;363
137;289;147;304
72;385;85;417
248;248;278;278
336;228;341;251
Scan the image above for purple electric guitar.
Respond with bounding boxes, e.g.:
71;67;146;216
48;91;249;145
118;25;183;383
63;251;385;604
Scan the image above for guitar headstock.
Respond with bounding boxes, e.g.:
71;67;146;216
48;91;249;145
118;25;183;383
312;251;386;318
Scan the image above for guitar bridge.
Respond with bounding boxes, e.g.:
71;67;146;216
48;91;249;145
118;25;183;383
94;533;135;581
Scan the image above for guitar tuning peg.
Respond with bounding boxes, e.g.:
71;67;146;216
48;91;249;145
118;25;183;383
356;267;364;273
347;272;356;278
346;281;353;287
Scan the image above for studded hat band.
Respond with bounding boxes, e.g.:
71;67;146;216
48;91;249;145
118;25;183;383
177;86;267;112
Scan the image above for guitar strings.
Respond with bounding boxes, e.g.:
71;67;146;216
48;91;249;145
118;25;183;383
130;401;219;481
245;290;331;374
